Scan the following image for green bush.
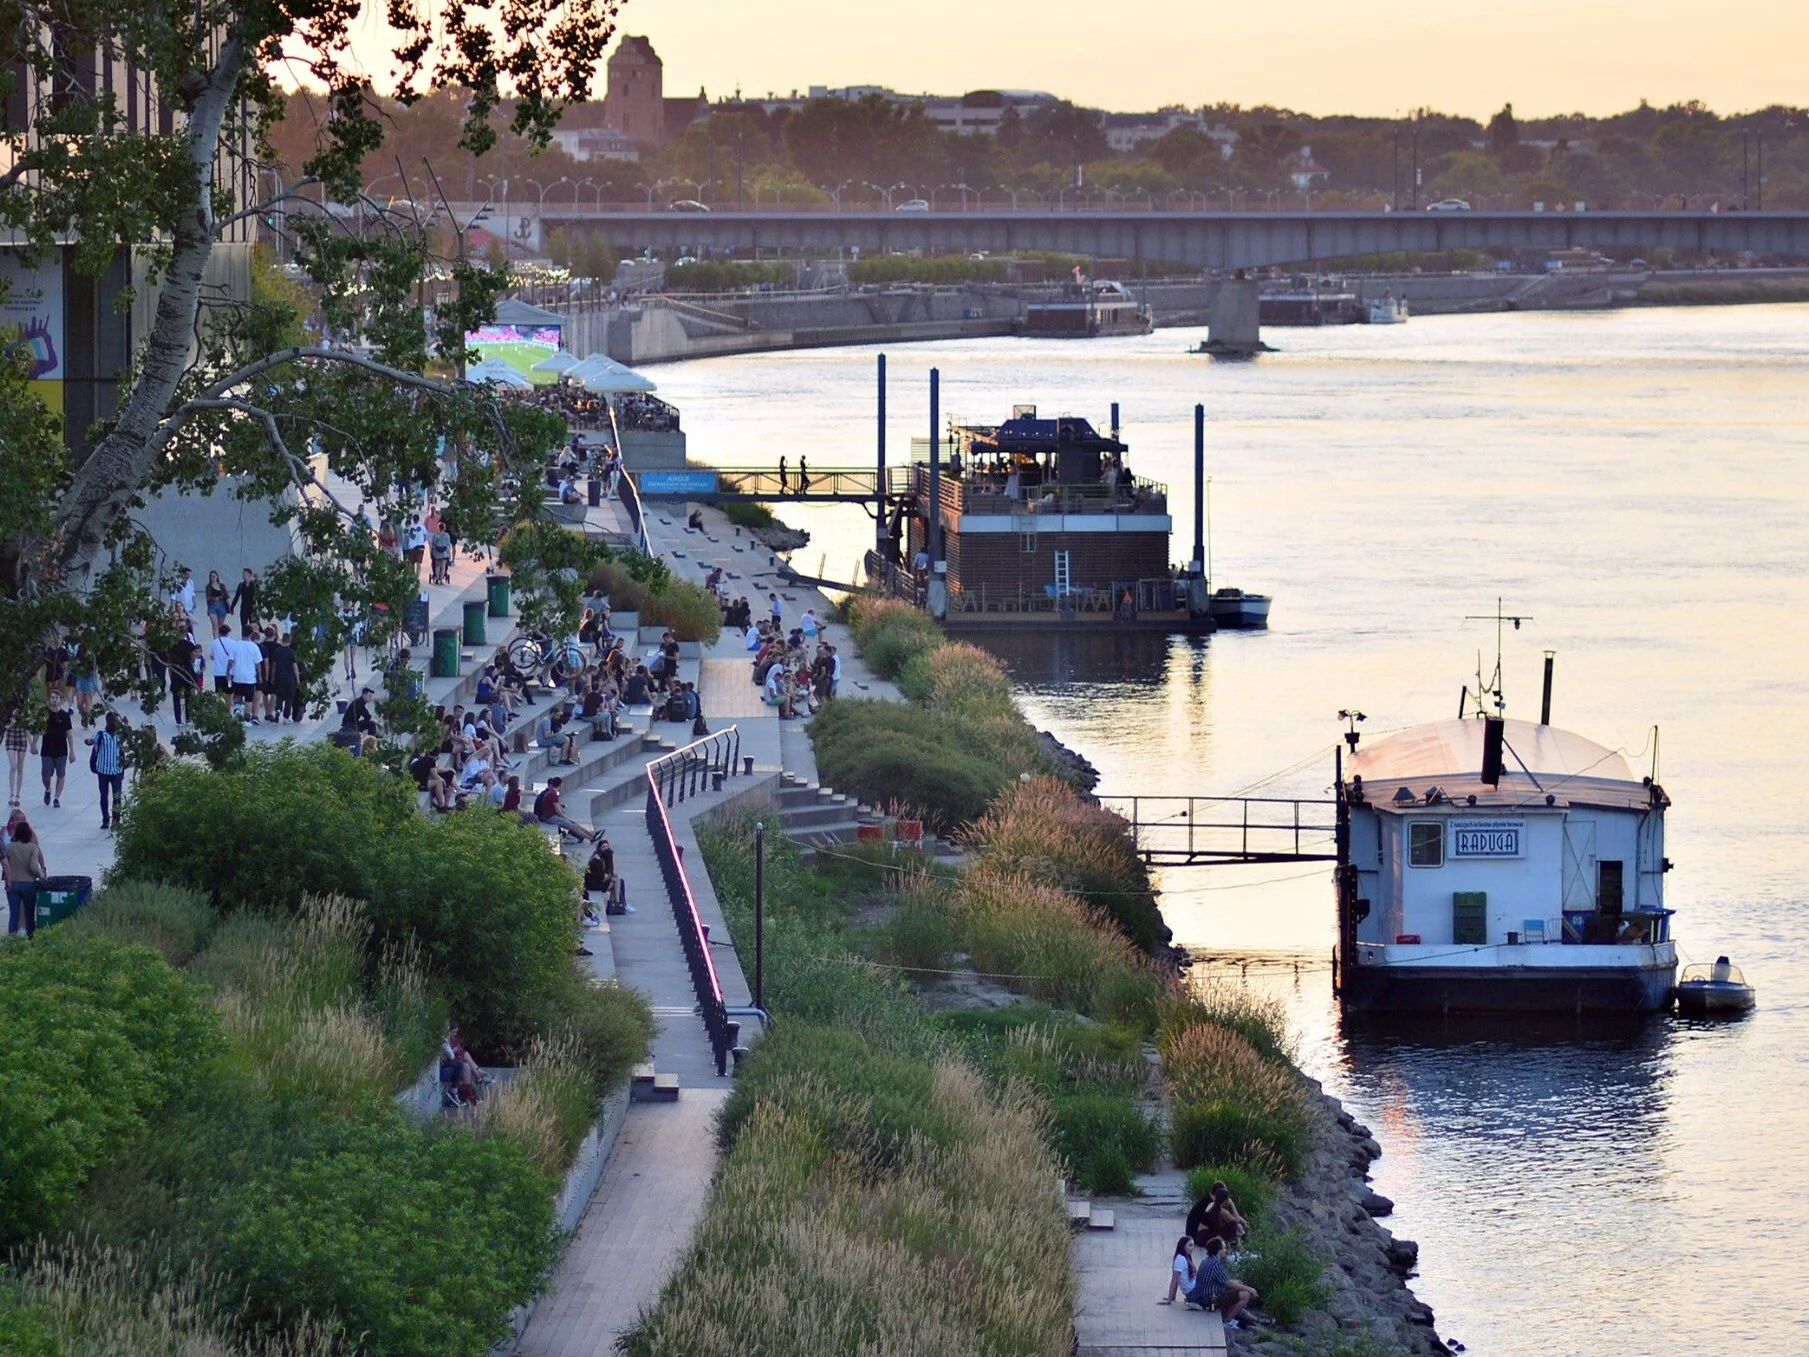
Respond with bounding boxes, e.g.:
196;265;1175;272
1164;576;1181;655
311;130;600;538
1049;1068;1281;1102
530;966;656;1097
872;897;960;973
639;574;721;643
1237;1226;1329;1326
111;744;416;913
811;700;1005;828
64;881;218;966
1184;1163;1274;1234
1051;1090;1160;1193
221;1115;557;1357
720;501;779;529
0;934;223;1245
364;808;580;1057
1170;1102;1313;1180
716;1022;947;1166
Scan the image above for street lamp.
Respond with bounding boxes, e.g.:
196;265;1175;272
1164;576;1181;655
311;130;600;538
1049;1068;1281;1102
864;181;894;208
828;179;857;209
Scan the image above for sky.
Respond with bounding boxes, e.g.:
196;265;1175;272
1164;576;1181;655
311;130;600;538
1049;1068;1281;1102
507;0;1802;118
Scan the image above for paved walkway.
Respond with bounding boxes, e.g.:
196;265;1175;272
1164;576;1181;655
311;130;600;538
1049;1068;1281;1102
1074;1200;1228;1356
515;1089;729;1357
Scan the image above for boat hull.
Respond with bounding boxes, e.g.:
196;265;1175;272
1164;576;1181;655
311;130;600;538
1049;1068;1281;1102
1342;959;1677;1014
1209;595;1271;629
1674;982;1755;1015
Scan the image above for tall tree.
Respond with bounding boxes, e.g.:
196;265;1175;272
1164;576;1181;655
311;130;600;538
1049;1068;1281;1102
1488;103;1520;156
0;0;621;721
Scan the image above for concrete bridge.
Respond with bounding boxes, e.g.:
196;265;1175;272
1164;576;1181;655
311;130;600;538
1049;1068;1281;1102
460;204;1809;270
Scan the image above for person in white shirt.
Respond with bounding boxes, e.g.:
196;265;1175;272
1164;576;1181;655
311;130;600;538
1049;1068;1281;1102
1160;1236;1196;1305
229;631;264;721
827;644;842;698
209;625;236;695
170;567;196;619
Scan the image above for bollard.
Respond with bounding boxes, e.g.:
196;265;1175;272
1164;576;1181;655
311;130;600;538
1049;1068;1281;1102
712;771;726;791
743;755;754;776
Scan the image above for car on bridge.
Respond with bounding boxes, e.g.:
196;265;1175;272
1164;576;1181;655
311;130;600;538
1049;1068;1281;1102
1425;198;1472;212
894;198;930;213
666;200;711;213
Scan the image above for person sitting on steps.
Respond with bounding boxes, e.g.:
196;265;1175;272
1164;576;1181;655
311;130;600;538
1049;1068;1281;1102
1185;1235;1259;1330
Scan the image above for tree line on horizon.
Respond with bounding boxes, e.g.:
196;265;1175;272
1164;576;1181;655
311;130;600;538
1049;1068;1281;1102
272;86;1808;217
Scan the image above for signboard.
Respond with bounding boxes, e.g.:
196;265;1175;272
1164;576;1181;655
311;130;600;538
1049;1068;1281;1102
638;470;720;497
0;251;65;415
1451;818;1525;859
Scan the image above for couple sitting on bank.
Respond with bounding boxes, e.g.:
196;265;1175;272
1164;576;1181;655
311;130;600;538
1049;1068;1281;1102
1160;1181;1264;1330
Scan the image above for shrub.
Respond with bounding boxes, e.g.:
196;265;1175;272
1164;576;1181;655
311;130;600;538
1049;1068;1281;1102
1158;980;1295;1067
478;1033;598;1175
363;808;581;1057
0;934;223;1245
64;881;218;966
1184;1163;1274;1234
1051;1090;1160;1193
716;1022;945;1166
0;1243;348;1357
720;501;779;529
529;966;655;1098
846;598;942;679
968;776;1167;954
111;744;417;913
640;574;722;643
1237;1226;1329;1326
221;1115;557;1357
811;700;1005;829
1163;1023;1316;1177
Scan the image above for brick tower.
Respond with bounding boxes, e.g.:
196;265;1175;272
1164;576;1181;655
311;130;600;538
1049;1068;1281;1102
604;36;664;149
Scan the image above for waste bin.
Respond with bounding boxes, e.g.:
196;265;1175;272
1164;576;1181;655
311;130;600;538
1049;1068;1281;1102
462;600;487;645
35;875;93;930
588;476;602;508
431;627;460;678
486;572;510;618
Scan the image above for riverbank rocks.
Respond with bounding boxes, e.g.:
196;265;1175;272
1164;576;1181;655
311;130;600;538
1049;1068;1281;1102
1231;1080;1446;1357
749;524;810;552
1037;728;1101;794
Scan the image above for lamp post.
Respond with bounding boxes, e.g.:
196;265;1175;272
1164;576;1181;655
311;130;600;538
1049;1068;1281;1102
753;821;765;1009
865;181;893;208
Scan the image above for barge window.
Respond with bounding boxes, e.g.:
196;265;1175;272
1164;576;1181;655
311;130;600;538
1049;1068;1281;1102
1408;822;1444;867
1597;860;1625;913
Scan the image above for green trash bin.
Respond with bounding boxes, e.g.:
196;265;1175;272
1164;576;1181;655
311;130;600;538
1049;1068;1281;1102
487;572;511;618
431;627;460;678
462;599;487;646
35;875;93;930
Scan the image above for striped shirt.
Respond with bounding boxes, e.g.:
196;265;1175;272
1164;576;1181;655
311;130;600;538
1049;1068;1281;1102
1189;1253;1230;1304
90;730;123;776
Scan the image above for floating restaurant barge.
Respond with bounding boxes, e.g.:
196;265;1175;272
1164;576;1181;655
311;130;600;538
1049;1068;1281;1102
867;385;1231;632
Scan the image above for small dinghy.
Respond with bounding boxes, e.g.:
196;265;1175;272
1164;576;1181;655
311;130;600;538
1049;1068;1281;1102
1675;957;1756;1016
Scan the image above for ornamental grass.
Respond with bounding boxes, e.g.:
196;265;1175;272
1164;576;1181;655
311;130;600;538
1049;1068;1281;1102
1161;1021;1316;1178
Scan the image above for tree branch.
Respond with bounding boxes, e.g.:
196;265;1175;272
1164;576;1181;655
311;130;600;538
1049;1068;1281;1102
178;397;360;521
215;179;322;233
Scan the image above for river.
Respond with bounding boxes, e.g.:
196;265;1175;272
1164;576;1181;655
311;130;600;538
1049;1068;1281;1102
652;306;1809;1356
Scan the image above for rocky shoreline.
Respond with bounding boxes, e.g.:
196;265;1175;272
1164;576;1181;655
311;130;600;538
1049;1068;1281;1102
1233;1081;1444;1356
749;524;810;552
1038;728;1101;795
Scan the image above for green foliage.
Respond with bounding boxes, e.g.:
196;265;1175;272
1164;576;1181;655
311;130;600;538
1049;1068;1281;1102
112;743;416;913
0;934;223;1245
364;807;581;1055
849;254;1007;285
666;259;794;291
639;574;723;643
529;967;657;1099
1184;1163;1274;1234
810;698;1006;829
1052;1091;1160;1193
64;881;218;966
720;500;780;529
717;1021;946;1165
220;1115;557;1357
1163;1020;1316;1178
1237;1227;1330;1326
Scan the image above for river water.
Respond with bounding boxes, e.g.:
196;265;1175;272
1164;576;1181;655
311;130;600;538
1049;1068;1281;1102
654;307;1809;1356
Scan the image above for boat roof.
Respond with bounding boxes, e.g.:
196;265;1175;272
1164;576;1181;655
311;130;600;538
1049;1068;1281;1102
1348;718;1658;813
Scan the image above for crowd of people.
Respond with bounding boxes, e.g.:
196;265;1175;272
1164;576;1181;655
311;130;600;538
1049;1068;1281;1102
1158;1180;1269;1332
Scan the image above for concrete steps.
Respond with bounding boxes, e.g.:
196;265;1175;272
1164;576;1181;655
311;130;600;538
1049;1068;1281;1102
630;1062;681;1103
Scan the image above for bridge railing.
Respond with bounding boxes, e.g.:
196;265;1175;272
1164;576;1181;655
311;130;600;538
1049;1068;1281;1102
1100;795;1339;867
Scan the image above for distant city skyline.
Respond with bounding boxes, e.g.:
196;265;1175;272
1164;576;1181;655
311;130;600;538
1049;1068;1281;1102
576;0;1800;119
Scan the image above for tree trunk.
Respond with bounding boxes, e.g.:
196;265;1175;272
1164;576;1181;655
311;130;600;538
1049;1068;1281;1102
48;39;244;595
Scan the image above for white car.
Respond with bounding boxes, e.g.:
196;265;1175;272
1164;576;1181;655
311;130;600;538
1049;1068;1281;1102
893;198;930;213
1425;198;1472;212
666;200;711;213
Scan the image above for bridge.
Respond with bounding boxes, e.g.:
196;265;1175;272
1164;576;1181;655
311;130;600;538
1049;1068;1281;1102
1100;795;1339;867
634;466;905;504
452;203;1809;271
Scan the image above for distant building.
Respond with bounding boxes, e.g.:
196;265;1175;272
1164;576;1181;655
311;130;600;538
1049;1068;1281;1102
1288;147;1331;190
549;105;642;163
1104;109;1238;158
793;84;1054;135
603;35;664;148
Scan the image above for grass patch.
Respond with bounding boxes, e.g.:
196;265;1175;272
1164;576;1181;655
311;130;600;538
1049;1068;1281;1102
1185;1163;1274;1234
1238;1226;1330;1326
1163;1022;1316;1178
720;501;779;530
63;882;219;967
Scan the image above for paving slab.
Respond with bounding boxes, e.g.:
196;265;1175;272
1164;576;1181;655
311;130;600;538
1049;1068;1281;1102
1074;1205;1228;1355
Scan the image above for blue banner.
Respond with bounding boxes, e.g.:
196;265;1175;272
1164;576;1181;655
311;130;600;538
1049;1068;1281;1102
638;470;720;497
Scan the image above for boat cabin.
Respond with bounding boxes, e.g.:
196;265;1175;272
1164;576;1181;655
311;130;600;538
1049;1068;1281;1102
1342;717;1671;951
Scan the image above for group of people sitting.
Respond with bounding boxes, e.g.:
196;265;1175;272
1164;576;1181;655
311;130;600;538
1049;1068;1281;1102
748;615;840;721
1160;1181;1268;1331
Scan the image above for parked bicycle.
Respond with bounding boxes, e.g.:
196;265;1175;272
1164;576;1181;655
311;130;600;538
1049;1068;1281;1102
506;629;586;687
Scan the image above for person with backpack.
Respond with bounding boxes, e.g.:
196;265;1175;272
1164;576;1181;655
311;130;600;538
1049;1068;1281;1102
85;712;125;830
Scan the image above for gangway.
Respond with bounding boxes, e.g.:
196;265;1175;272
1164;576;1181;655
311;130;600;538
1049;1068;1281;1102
633;466;914;504
1100;795;1338;867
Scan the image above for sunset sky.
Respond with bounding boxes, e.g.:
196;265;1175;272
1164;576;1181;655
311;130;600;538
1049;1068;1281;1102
326;0;1785;118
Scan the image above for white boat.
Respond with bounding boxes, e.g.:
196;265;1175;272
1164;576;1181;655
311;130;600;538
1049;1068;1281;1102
1674;959;1755;1015
1335;712;1678;1014
1364;294;1409;325
1207;588;1271;629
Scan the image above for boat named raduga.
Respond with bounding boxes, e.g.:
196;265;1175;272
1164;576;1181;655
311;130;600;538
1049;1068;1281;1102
1333;711;1676;1014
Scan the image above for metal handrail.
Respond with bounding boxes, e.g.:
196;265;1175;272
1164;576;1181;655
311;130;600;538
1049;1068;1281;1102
1100;793;1340;867
643;725;749;1076
616;465;653;556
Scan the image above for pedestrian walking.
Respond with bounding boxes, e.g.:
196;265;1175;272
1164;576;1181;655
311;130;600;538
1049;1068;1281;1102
4;818;48;936
39;694;73;808
230;567;259;631
777;456;789;493
4;714;30;807
210;624;235;694
86;712;125;830
204;569;230;623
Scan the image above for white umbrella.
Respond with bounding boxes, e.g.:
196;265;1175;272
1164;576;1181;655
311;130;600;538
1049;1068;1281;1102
531;350;581;374
467;358;534;389
565;354;657;394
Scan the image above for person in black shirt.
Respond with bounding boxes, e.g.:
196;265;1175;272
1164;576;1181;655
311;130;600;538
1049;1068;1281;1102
167;629;201;726
39;695;74;808
231;568;259;631
267;632;301;722
340;687;379;753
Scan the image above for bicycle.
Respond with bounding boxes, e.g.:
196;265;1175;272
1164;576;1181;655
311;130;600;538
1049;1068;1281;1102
506;630;587;688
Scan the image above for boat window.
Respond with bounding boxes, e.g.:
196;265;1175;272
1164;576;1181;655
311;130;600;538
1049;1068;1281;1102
1408;821;1444;867
1597;860;1625;913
